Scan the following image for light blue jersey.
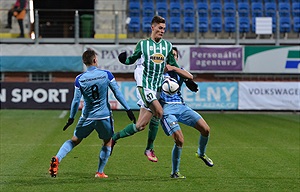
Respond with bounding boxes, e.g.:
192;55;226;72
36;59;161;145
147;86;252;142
159;70;185;105
69;66;130;120
160;70;202;136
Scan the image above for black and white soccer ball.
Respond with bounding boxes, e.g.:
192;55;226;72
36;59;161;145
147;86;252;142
161;77;179;95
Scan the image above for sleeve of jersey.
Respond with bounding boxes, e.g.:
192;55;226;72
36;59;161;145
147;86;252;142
106;71;131;110
69;79;82;118
167;49;180;68
125;41;142;65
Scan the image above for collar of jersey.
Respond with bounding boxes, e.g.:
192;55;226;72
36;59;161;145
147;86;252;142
87;66;97;71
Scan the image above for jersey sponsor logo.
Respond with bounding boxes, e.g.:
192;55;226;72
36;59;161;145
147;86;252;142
150;53;165;64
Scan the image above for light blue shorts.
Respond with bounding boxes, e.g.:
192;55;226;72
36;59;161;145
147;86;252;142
74;117;114;140
160;103;202;136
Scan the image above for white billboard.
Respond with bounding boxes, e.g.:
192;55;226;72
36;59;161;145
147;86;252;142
239;82;300;110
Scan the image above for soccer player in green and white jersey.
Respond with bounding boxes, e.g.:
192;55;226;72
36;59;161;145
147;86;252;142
112;15;179;162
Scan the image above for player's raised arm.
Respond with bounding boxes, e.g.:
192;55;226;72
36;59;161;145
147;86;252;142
118;41;142;65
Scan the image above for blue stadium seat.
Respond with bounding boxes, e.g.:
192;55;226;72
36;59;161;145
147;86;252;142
211;0;221;2
224;2;236;17
199;17;208;33
197;2;208;17
251;2;263;17
279;2;291;17
238;2;250;17
169;0;180;3
210;2;222;17
239;16;250;33
265;2;277;18
251;2;263;33
142;2;154;17
280;17;291;33
128;1;140;17
183;16;195;33
252;17;257;33
265;2;277;32
224;0;235;2
170;2;181;17
183;2;194;17
278;0;290;2
128;17;140;33
224;16;236;33
210;16;222;34
169;16;181;33
293;17;300;33
156;2;168;18
292;2;300;17
142;17;152;33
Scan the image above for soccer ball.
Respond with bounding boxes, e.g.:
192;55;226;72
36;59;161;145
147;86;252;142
161;77;179;95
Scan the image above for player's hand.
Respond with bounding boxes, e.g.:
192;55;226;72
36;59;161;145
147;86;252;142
63;118;74;131
126;109;136;124
185;79;198;92
118;51;127;64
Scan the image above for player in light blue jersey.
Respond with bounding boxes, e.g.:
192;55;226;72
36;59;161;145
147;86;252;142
160;48;214;179
48;49;136;178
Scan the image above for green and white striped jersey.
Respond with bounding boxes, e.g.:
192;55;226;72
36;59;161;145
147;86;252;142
125;38;179;91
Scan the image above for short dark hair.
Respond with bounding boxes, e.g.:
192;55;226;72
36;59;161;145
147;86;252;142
82;49;96;65
151;15;165;25
172;47;178;53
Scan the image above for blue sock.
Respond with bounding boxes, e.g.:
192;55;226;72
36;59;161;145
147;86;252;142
172;144;182;174
97;146;111;173
56;139;74;162
198;135;209;156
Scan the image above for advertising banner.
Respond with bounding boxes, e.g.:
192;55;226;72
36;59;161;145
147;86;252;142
109;82;239;110
84;45;192;72
239;82;300;110
190;46;243;72
244;46;300;73
1;82;238;110
1;82;74;109
0;44;83;72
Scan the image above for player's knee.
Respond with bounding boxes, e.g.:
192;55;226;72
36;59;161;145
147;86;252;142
202;126;210;137
155;108;164;119
175;137;184;147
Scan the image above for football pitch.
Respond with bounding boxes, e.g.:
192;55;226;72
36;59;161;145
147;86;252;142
0;110;299;192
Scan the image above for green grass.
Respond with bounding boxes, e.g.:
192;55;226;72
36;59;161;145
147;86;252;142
0;110;299;192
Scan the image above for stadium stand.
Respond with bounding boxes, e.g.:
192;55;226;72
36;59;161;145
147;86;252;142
142;1;154;17
2;0;299;41
265;2;277;33
294;16;300;34
128;1;140;17
128;17;140;34
251;2;264;33
224;2;236;17
142;16;152;34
